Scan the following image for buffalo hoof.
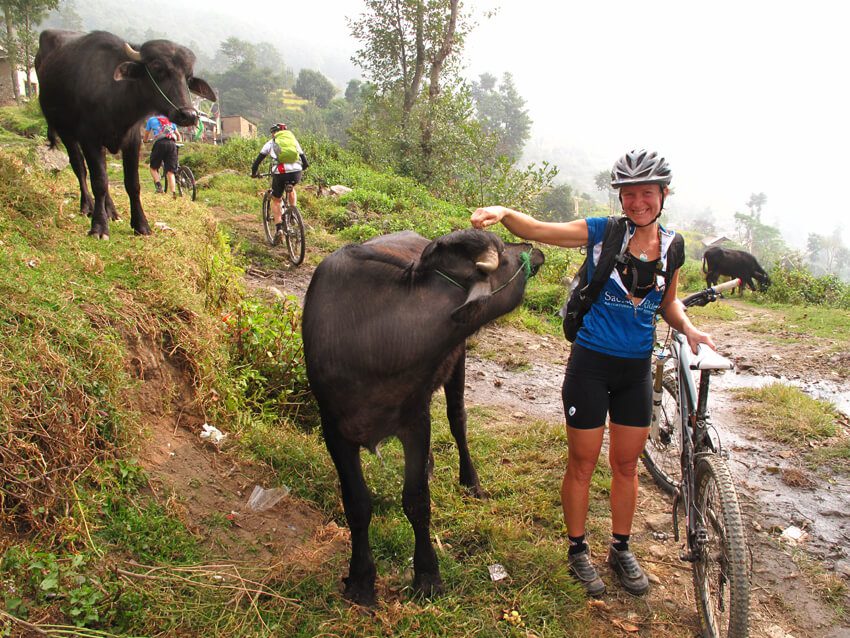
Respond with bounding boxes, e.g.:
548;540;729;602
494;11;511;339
132;224;152;236
342;577;377;607
87;230;109;240
411;572;444;599
464;483;488;499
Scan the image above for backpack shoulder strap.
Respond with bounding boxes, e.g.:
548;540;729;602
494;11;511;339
662;232;685;289
580;216;629;301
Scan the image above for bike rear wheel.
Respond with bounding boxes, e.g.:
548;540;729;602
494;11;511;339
641;375;681;494
693;454;749;638
283;205;305;265
262;192;278;246
176;166;196;201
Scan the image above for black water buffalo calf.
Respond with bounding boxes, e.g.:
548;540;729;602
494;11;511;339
35;30;216;239
302;229;544;606
703;246;770;294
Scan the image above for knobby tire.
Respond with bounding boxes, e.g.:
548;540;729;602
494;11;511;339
262;192;277;246
284;205;305;266
177;166;196;201
693;454;749;638
641;375;682;494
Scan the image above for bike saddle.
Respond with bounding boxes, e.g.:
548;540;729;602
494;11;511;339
690;344;734;371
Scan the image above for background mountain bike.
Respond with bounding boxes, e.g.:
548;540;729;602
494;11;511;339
160;143;196;201
258;173;305;266
642;277;749;638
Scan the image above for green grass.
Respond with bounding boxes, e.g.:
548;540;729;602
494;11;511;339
733;383;842;448
741;303;850;345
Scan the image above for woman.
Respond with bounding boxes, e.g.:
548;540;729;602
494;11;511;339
470;150;714;596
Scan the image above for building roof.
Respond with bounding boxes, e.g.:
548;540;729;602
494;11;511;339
701;235;730;247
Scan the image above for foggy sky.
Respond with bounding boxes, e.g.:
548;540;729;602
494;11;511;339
192;0;849;247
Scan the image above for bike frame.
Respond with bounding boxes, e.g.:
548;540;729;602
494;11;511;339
652;278;740;561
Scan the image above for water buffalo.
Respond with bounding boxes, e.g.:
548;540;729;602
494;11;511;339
35;30;216;239
703;246;770;294
302;229;544;606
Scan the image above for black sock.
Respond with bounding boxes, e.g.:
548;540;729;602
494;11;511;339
612;533;630;552
568;534;587;556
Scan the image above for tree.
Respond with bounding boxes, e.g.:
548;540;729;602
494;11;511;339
807;228;849;276
2;0;59;100
594;169;617;213
734;210;786;264
537;183;576;222
745;192;767;220
349;0;472;179
345;79;364;104
470;71;531;160
293;69;336;108
209;39;293;122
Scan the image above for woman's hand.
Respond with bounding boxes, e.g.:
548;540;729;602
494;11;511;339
684;326;716;354
471;206;507;229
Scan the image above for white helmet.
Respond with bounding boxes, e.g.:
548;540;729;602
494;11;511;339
610;149;672;189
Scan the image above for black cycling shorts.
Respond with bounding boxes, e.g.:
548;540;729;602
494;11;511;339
149;139;178;174
271;171;302;198
561;343;652;429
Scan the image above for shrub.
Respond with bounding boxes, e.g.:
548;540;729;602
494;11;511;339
225;297;313;421
523;282;565;316
762;265;850;309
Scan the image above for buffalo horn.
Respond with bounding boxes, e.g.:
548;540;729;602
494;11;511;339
475;247;499;273
124;43;143;62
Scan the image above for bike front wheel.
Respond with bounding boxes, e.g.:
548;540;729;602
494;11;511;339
176;166;196;201
283;205;305;265
693;454;749;638
261;192;278;246
641;374;681;494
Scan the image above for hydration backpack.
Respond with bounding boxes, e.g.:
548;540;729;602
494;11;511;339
561;217;684;343
156;116;176;140
272;129;300;164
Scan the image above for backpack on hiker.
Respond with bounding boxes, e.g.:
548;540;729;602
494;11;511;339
272;129;300;164
560;216;684;343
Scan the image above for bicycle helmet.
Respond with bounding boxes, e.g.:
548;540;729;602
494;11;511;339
610;149;672;189
269;123;287;134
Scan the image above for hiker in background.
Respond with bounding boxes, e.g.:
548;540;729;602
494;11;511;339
143;114;181;197
251;123;309;239
470;150;714;597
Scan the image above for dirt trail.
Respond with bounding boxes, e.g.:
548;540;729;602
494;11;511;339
219;216;850;637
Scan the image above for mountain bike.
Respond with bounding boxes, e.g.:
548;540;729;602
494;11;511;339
641;277;749;638
258;174;305;266
160;144;196;201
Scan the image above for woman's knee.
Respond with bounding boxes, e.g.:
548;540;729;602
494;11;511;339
609;454;641;479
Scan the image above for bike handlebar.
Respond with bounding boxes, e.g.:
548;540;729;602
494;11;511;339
710;278;742;294
681;278;741;308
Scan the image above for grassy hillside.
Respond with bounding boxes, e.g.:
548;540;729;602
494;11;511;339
0;113;601;636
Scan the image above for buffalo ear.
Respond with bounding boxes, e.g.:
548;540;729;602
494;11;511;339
189;77;217;102
113;61;144;81
450;280;490;324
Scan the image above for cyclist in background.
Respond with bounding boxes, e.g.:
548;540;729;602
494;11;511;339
251;123;309;237
143;114;181;197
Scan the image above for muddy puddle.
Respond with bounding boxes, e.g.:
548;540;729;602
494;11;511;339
712;370;850;416
708;370;850;561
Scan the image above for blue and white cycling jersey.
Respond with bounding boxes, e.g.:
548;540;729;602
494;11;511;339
575;216;681;359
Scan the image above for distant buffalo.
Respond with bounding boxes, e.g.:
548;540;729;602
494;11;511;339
302;229;544;606
35;30;216;239
703;246;770;294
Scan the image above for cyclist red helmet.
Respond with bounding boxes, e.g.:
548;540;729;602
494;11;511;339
610;149;672;189
269;123;287;134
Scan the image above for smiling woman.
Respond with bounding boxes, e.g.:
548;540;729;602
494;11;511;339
470;148;719;597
